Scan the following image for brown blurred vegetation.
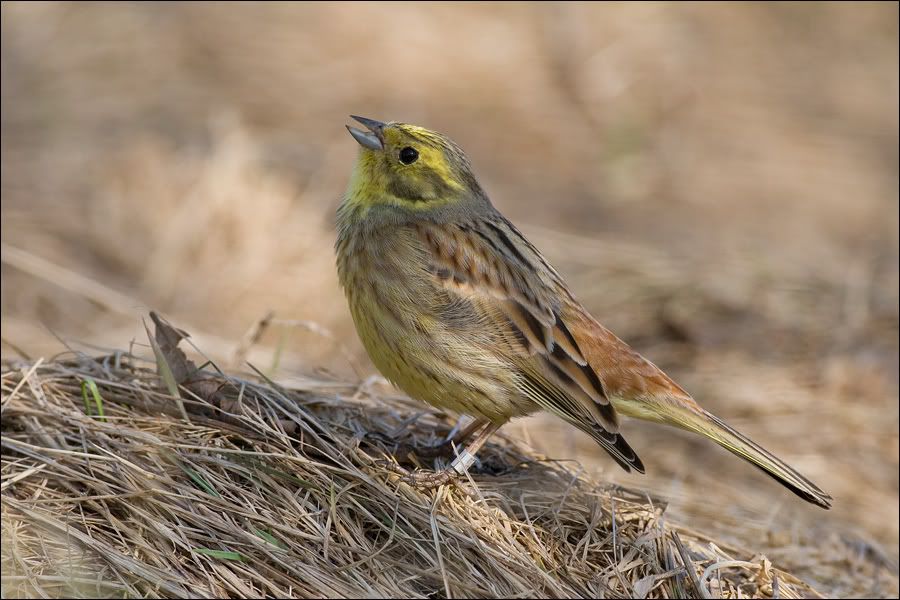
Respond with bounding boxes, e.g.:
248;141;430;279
2;2;898;592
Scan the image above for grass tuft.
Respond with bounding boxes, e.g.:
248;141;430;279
4;337;889;598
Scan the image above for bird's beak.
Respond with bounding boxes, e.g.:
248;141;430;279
346;115;385;151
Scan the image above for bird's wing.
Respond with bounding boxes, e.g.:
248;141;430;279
414;215;644;473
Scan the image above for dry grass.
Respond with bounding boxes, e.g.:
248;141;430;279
3;317;890;599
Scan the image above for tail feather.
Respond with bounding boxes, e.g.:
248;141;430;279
692;409;832;509
611;394;832;508
586;425;645;474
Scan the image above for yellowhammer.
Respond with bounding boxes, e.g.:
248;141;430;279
336;115;831;509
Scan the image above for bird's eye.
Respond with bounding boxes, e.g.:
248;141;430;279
399;146;419;165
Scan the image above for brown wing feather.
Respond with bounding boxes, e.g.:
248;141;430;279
416;216;644;472
561;304;699;407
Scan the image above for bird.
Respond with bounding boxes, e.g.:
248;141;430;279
335;115;832;509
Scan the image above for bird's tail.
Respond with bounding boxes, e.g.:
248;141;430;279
613;395;832;509
677;406;832;509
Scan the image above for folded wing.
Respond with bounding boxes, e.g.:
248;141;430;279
415;215;644;473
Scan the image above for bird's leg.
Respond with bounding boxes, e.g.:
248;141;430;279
412;417;491;459
395;421;504;489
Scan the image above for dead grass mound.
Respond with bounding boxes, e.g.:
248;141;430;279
0;317;835;599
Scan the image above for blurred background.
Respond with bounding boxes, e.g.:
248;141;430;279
2;2;897;591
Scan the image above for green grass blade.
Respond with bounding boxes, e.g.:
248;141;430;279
179;464;221;498
254;528;286;549
81;378;106;422
194;548;244;561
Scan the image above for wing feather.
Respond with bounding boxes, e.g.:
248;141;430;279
416;215;643;472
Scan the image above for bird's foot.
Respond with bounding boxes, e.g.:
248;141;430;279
375;459;459;489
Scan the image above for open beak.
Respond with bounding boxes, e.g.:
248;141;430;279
346;115;385;151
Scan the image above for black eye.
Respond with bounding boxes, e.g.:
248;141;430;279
399;146;419;165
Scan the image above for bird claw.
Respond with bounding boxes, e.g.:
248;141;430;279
374;459;459;489
400;469;458;489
